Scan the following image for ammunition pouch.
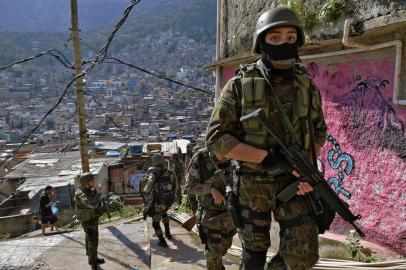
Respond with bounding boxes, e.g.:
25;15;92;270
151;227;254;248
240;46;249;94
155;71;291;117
203;228;236;244
276;184;334;233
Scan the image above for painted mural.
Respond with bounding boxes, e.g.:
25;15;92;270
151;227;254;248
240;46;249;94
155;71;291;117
307;58;406;254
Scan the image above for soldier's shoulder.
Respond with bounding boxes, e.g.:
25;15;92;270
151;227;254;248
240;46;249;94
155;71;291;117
294;63;312;79
294;63;317;88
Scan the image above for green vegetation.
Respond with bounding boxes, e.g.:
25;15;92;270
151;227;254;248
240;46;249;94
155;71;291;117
99;206;140;224
345;231;377;262
281;0;347;31
319;0;347;24
0;233;11;241
0;0;216;66
281;0;319;31
176;196;193;214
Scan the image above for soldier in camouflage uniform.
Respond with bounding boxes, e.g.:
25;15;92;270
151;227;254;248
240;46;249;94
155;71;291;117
186;147;236;270
206;7;327;270
171;153;185;205
75;173;106;270
143;154;179;247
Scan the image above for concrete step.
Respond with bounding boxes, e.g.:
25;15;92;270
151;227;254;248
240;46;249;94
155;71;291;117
148;220;240;270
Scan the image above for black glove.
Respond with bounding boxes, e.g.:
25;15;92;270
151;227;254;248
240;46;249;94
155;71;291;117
261;149;284;168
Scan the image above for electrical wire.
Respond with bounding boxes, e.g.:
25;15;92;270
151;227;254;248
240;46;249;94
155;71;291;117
105;57;214;96
80;38;214;96
0;40;73;71
0;75;77;167
82;0;141;71
0;0;143;167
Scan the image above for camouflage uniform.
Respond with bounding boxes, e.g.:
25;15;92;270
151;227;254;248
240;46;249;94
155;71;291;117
205;8;327;269
172;156;185;204
75;186;103;265
143;160;178;246
186;148;236;270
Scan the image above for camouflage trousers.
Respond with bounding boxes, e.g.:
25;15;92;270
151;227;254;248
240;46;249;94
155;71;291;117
238;174;319;270
187;193;199;214
82;217;99;264
200;209;236;270
151;203;171;238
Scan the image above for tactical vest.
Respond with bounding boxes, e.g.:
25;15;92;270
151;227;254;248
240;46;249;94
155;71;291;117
195;150;228;211
236;61;313;169
75;188;100;223
154;169;175;207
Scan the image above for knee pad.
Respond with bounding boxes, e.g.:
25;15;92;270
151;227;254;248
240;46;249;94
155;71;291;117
243;249;267;270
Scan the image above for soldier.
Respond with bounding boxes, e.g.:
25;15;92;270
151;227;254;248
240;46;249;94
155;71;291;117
75;173;106;270
186;147;236;270
171;152;185;205
206;7;327;270
143;154;178;247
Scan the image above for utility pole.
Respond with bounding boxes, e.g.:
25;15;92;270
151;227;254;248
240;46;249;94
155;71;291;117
70;0;90;172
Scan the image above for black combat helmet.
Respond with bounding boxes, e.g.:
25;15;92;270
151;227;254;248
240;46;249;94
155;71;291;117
252;7;305;54
80;172;95;186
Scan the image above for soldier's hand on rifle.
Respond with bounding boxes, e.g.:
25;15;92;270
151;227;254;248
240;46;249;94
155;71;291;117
210;187;226;205
297;181;314;196
291;170;314;195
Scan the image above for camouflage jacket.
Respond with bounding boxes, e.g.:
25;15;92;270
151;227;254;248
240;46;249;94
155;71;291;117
206;61;327;166
75;187;102;222
172;160;184;181
143;167;178;206
186;148;232;211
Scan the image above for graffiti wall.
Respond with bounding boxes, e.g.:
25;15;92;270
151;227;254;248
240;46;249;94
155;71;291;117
221;56;406;253
307;57;406;254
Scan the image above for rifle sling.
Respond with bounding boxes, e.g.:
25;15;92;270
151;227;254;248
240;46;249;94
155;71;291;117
307;90;317;166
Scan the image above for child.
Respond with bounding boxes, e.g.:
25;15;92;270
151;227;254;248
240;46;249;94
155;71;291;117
32;216;41;231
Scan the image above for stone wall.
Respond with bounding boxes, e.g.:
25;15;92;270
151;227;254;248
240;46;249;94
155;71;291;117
220;0;406;58
0;209;75;236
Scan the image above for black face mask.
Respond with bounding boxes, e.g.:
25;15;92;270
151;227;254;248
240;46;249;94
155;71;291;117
261;42;298;61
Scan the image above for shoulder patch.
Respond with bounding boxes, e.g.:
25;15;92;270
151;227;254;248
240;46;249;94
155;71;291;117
220;94;236;106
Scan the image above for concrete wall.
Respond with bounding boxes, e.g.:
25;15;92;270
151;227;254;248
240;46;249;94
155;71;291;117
0;209;75;236
305;50;406;255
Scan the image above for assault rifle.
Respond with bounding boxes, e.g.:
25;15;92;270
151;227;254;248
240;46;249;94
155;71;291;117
240;108;364;236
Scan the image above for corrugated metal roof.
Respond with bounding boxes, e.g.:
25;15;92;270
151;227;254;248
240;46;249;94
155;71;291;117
142;140;190;155
2;152;119;180
91;141;127;150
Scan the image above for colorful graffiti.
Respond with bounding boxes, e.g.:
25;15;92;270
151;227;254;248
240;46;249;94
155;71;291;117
326;135;354;200
306;58;406;254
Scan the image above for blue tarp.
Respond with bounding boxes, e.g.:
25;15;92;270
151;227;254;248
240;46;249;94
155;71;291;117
106;151;121;157
129;173;146;192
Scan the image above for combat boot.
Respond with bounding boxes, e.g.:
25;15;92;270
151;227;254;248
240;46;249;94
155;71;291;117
90;263;99;270
164;223;173;239
157;236;168;247
95;258;105;265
